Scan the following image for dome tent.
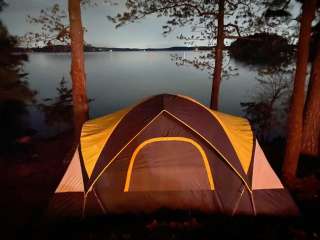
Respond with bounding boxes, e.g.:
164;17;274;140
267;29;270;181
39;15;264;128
49;94;298;217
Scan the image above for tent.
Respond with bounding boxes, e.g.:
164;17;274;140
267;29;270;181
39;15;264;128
49;94;298;217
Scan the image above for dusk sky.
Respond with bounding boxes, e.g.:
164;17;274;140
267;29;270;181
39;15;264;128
1;0;200;48
1;0;301;48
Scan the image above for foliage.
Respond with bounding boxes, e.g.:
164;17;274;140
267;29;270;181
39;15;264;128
38;77;73;132
108;0;296;79
24;4;70;46
229;32;295;66
0;0;36;153
108;0;256;40
171;50;238;80
241;65;294;141
22;0;117;47
262;0;292;19
0;4;35;102
38;77;93;134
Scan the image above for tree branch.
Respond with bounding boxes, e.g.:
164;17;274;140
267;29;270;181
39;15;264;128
142;2;216;17
224;23;241;37
281;0;291;11
225;0;237;11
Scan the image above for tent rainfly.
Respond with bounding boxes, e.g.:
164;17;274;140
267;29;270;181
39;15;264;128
48;94;299;217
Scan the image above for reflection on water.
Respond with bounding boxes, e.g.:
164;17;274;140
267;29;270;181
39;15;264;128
171;50;239;81
22;51;294;139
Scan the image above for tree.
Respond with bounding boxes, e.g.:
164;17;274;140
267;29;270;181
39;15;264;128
0;0;36;153
211;0;224;109
25;0;116;139
24;4;70;47
282;0;317;184
24;1;90;139
109;0;258;110
301;18;320;156
241;66;293;141
229;32;295;66
68;0;89;139
264;0;320;179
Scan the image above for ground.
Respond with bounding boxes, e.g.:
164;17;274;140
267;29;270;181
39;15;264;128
1;132;320;239
1;132;73;239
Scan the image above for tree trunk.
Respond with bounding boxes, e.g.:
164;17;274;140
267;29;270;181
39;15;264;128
210;0;224;110
68;0;89;140
282;0;317;184
301;40;320;156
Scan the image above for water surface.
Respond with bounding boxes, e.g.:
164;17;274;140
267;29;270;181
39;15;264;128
23;51;292;139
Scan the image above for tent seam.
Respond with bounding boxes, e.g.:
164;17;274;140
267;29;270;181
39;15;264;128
214;190;224;212
82;191;87;218
231;185;245;216
93;188;106;214
178;95;252;173
250;191;257;215
164;110;252;193
85;110;165;194
82;109;131;177
82;95;157;178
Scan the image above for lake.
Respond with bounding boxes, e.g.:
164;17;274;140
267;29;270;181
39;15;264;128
23;51;293;139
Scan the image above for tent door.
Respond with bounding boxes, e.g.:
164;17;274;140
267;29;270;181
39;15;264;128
124;137;214;192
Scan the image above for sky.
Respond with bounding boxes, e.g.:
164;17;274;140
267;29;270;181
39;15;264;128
0;0;198;48
0;0;301;48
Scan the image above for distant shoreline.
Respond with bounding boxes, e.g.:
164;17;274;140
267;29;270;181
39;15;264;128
14;45;223;53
